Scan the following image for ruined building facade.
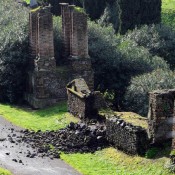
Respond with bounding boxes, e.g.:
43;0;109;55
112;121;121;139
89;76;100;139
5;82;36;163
25;4;94;108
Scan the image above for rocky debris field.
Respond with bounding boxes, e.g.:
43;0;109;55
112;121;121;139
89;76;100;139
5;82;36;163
5;121;108;160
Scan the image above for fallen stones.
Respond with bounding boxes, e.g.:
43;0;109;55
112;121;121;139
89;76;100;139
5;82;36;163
18;121;108;157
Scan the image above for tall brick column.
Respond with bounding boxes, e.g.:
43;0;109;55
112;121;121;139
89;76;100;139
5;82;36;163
36;8;56;71
148;89;175;143
60;4;94;90
70;8;89;58
25;7;58;108
29;11;38;69
60;3;72;58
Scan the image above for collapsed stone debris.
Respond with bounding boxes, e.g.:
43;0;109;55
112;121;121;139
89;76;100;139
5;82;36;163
18;121;107;156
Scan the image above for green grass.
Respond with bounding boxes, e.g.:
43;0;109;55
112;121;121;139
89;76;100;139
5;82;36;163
162;0;175;29
61;147;173;175
0;168;12;175
99;110;148;129
0;102;79;131
162;0;175;10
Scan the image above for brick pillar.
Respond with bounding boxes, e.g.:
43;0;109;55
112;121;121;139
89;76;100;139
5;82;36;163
26;7;57;108
35;7;56;71
29;11;38;69
60;3;72;58
148;89;175;143
70;8;89;58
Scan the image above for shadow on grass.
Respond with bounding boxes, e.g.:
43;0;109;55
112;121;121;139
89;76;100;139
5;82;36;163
10;101;68;118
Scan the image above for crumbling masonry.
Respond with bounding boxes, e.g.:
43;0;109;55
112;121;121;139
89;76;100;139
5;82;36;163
25;4;94;108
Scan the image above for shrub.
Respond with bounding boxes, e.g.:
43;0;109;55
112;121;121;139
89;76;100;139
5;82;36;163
88;21;121;91
124;24;175;69
124;69;175;116
88;21;169;108
0;0;28;103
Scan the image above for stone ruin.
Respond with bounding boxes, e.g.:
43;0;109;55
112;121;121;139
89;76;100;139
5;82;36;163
66;78;148;155
23;1;175;158
25;3;94;108
67;85;175;155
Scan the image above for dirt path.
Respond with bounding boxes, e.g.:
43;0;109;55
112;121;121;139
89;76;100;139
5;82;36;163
0;116;82;175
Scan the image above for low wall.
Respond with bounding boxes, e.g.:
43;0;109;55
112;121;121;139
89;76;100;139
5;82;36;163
106;116;148;155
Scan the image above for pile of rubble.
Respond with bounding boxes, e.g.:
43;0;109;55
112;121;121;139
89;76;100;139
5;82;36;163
16;121;108;159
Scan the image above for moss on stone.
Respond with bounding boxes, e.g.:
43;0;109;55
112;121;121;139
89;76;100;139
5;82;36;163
99;110;148;129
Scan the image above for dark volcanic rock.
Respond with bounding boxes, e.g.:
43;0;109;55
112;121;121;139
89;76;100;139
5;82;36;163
17;121;108;157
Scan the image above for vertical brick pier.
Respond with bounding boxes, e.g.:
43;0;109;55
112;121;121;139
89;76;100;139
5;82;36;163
60;4;94;91
25;7;58;108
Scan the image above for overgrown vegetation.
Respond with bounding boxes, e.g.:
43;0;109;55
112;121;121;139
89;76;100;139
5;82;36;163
88;20;171;113
0;0;28;103
124;69;175;116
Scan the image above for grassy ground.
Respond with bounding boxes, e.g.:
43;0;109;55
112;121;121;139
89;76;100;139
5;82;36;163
162;0;175;28
0;102;79;131
62;147;172;175
0;168;12;175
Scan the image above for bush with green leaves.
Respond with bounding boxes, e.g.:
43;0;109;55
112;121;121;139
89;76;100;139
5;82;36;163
0;0;28;103
88;21;169;107
124;24;175;69
124;69;175;116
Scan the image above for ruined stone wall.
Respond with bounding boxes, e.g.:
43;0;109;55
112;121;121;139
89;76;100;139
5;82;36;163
106;116;148;155
67;78;106;119
25;70;71;108
67;92;96;119
148;89;175;144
